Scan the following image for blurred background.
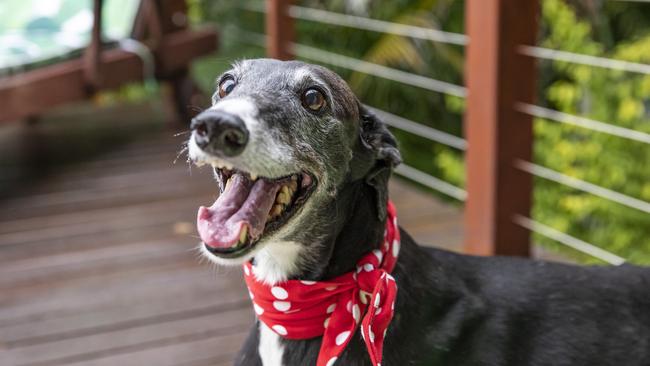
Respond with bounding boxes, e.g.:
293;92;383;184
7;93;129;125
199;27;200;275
1;0;649;365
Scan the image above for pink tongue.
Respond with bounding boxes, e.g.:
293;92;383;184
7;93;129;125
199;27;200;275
197;174;282;249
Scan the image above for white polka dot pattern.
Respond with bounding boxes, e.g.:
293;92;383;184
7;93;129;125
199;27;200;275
373;249;383;263
359;290;370;305
242;201;401;366
273;301;291;312
272;324;287;335
392;239;400;257
352;304;361;323
271;286;288;299
335;331;351;346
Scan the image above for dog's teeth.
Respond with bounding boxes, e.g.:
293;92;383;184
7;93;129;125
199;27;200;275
277;192;291;205
288;180;298;192
267;203;284;220
291;175;298;181
225;177;233;191
250;173;258;181
271;204;283;218
281;186;290;195
239;226;248;244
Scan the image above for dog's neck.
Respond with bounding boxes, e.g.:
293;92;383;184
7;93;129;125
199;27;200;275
317;178;386;279
252;178;386;285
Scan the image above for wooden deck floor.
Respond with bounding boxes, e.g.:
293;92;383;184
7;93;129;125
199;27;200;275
0;107;462;365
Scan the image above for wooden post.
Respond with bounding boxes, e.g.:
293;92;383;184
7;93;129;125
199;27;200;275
463;0;538;257
83;0;103;92
266;0;294;60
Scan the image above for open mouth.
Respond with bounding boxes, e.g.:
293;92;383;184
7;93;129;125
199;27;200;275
197;166;316;258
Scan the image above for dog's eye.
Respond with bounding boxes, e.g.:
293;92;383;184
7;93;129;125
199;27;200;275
301;88;326;111
218;77;236;98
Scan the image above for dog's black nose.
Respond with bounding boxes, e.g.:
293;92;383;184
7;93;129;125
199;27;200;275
191;110;249;157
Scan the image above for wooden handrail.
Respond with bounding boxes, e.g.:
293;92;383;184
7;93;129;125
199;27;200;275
0;28;217;123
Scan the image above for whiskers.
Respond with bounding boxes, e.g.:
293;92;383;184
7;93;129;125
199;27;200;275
193;244;221;273
192;244;208;263
174;142;189;165
194;242;240;276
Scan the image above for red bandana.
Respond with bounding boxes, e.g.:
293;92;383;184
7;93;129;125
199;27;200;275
243;201;400;366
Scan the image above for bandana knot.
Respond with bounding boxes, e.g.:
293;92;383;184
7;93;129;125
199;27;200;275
243;201;400;366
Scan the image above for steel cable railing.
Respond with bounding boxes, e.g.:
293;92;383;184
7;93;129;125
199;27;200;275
394;164;467;201
241;2;468;46
515;160;650;214
367;106;467;150
289;5;468;46
236;30;467;97
293;43;467;97
516;103;650;145
520;45;650;75
513;215;626;265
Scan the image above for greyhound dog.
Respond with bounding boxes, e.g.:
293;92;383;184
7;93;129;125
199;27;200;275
187;59;650;366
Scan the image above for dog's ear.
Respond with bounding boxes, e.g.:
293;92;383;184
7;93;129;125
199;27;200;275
359;107;402;167
357;105;401;221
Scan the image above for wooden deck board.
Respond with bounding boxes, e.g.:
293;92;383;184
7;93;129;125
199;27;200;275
0;107;463;365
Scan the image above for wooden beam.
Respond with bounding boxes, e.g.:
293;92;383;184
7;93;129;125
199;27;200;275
0;28;218;123
463;0;538;257
266;0;294;60
156;29;218;74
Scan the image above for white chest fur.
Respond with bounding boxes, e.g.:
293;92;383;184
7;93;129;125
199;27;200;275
252;241;303;285
259;322;285;366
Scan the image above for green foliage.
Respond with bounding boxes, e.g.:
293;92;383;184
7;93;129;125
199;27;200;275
533;0;650;264
195;0;649;264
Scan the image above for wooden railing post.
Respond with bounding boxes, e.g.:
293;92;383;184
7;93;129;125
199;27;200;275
266;0;294;60
83;0;103;92
463;0;538;256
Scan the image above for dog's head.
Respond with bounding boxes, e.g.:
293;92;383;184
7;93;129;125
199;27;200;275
188;59;400;280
